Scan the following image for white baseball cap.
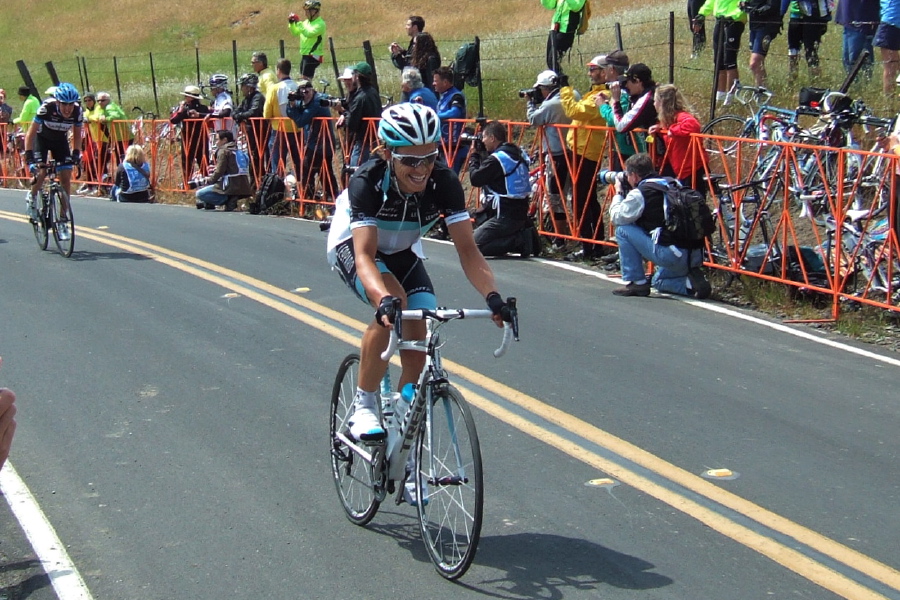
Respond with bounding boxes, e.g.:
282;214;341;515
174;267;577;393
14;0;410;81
534;70;558;87
338;67;354;80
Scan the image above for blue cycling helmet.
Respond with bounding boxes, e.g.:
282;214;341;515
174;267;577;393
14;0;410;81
54;83;80;103
378;103;441;148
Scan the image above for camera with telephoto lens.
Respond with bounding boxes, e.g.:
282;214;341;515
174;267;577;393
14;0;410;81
459;132;482;143
318;94;347;109
598;169;630;190
187;176;209;190
518;87;543;104
287;89;305;102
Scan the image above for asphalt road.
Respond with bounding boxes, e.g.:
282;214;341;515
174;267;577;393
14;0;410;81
1;189;899;600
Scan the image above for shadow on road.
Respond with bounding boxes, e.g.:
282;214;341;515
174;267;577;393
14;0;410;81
66;250;153;262
0;559;51;600
362;514;672;597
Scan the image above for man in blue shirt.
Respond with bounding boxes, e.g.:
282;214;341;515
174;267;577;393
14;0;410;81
287;78;338;201
433;66;467;174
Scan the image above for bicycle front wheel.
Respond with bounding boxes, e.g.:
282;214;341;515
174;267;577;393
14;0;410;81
32;193;49;251
415;384;483;580
50;188;75;257
329;353;380;525
701;115;747;175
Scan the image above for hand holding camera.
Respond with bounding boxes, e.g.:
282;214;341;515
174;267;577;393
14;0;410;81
288;12;300;23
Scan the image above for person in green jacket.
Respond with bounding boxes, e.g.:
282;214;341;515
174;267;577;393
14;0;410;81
288;0;326;79
12;86;39;132
696;0;747;102
542;0;587;74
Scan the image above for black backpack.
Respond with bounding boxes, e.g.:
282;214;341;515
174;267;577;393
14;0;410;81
642;177;715;250
450;42;480;89
250;173;285;215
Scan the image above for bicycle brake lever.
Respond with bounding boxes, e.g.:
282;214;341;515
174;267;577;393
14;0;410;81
506;297;519;341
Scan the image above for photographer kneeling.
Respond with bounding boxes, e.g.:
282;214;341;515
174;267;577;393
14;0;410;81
609;153;710;298
468;120;539;258
194;129;253;211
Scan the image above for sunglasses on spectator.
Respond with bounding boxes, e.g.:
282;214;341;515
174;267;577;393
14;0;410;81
391;150;439;168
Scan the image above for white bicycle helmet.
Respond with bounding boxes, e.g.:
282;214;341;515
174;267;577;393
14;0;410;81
208;74;229;88
378;103;441;148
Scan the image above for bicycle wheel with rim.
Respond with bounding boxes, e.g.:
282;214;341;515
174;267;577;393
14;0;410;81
329;353;380;525
50;188;75;257
701;115;748;176
415;384;483;580
32;192;49;251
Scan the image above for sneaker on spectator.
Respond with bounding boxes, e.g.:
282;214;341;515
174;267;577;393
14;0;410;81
688;268;712;299
348;403;385;442
76;184;91;195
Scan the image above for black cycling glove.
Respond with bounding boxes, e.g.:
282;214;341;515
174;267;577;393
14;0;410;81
486;292;511;322
375;295;399;327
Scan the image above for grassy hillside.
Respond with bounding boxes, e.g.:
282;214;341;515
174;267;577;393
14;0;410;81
2;0;893;120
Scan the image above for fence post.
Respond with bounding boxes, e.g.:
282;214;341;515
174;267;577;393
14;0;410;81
150;52;160;116
615;23;623;51
362;40;378;96
475;36;485;119
16;60;39;98
76;55;86;93
329;37;344;97
45;62;60;86
195;44;201;86
81;57;91;94
709;21;724;122
279;39;285;59
668;11;675;84
114;56;122;104
232;40;240;97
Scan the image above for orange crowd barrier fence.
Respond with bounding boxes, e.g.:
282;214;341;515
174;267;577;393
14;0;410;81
2;116;898;317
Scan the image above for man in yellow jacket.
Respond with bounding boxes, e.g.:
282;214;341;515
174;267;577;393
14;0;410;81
559;54;609;262
264;58;302;176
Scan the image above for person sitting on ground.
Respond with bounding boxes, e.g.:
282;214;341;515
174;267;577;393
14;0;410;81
111;144;153;203
608;153;711;298
468;121;539;258
194;129;253;211
401;67;438;111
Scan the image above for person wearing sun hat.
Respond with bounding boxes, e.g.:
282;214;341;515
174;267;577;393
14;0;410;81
336;61;381;170
170;84;210;185
557;53;611;262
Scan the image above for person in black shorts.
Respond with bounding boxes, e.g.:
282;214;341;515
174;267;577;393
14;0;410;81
786;0;832;80
326;103;513;443
744;0;784;87
23;82;83;238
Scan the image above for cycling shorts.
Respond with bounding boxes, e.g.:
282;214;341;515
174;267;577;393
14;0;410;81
748;27;778;56
332;239;437;310
875;22;900;52
33;136;74;171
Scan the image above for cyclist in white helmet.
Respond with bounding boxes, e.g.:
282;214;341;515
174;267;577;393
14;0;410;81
326;103;512;442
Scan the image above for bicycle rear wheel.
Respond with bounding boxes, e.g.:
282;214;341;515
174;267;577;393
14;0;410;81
32;192;49;251
415;384;483;580
50;188;75;257
330;353;380;525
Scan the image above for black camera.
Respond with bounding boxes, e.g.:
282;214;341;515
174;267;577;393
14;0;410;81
459;132;482;143
319;95;347;109
518;87;542;104
287;89;305;102
187;176;209;190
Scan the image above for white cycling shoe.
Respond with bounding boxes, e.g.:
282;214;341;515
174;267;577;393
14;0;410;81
348;404;386;442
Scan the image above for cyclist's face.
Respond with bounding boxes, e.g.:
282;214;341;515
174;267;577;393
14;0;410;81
58;102;76;117
390;142;438;194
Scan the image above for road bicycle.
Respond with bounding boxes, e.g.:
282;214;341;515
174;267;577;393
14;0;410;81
29;160;75;257
330;300;518;579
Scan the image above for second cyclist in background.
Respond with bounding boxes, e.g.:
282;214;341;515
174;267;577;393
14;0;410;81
23;82;83;241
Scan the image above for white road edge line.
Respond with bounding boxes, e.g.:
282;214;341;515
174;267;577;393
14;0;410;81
0;462;94;600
